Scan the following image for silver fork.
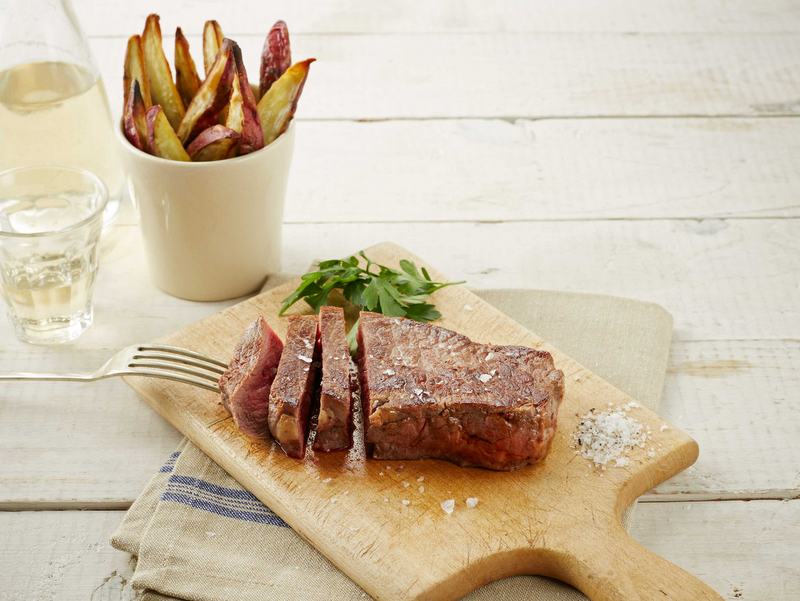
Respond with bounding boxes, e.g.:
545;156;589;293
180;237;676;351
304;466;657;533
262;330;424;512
0;343;227;393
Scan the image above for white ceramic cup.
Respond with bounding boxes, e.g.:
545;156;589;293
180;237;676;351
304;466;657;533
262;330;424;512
116;122;295;301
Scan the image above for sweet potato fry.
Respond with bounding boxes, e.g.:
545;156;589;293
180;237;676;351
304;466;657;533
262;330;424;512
229;41;264;154
176;39;235;144
186;124;240;161
174;27;201;107
259;20;291;98
146;105;191;161
257;58;314;145
124;34;151;108
142;14;185;130
123;81;148;151
202;20;224;76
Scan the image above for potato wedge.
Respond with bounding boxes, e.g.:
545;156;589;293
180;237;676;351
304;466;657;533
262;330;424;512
257;58;314;145
229;41;264;154
142;14;185;130
174;27;201;107
146;105;191;161
226;73;244;139
259;20;291;98
123;80;148;151
186;125;240;161
176;39;235;144
202;20;224;76
123;34;151;108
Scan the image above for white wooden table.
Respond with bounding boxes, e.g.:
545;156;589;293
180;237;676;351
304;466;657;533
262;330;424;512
2;2;799;599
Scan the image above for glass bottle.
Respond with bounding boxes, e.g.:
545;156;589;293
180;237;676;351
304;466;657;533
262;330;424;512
0;0;122;223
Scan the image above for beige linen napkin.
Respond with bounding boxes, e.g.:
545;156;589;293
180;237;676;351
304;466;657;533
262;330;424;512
111;288;672;601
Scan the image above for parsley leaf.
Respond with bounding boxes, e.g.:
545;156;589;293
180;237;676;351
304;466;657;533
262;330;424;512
279;252;464;345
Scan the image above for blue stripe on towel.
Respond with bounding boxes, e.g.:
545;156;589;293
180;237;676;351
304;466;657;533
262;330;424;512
159;450;182;473
160;474;289;527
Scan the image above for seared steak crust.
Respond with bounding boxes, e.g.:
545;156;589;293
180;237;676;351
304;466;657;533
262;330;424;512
357;312;564;470
219;317;283;438
313;306;353;452
268;315;319;458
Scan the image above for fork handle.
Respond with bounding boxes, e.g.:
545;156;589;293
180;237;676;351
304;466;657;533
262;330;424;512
0;373;96;382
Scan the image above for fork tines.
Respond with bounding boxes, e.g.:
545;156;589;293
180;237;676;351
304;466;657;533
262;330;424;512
129;344;228;392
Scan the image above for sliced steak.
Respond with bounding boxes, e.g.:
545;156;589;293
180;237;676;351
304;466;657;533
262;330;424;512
357;312;564;471
218;317;283;438
268;315;319;458
313;306;353;452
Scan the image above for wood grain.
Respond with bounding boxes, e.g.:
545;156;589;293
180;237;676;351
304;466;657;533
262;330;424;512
121;242;718;600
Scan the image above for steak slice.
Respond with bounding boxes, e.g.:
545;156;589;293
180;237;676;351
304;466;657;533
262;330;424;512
268;315;319;458
357;312;564;471
218;317;284;438
313;306;353;452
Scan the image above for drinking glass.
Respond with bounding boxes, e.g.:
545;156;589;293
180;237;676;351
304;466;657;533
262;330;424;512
0;0;122;223
0;166;107;344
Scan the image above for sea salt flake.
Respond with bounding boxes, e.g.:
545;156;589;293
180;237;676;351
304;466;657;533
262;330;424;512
383;369;396;376
477;373;493;383
441;499;455;515
321;477;332;483
401;499;410;506
297;354;312;363
465;497;479;508
485;352;495;361
571;407;648;468
378;471;384;476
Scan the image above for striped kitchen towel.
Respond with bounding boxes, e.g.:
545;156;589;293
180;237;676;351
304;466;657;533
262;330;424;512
111;288;673;600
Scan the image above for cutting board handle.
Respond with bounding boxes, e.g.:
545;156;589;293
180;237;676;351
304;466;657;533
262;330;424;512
556;523;723;601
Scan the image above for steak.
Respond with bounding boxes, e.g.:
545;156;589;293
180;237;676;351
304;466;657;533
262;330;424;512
268;315;319;458
218;317;283;438
313;306;353;452
357;312;564;470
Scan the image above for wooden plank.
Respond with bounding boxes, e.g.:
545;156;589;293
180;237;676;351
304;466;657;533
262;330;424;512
280;119;800;222
71;0;800;35
92;33;800;121
3;501;798;600
653;339;800;501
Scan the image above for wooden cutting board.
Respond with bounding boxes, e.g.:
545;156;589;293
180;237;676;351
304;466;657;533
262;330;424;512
125;242;722;601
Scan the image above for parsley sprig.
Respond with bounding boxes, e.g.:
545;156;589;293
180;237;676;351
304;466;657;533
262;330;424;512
279;252;464;349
